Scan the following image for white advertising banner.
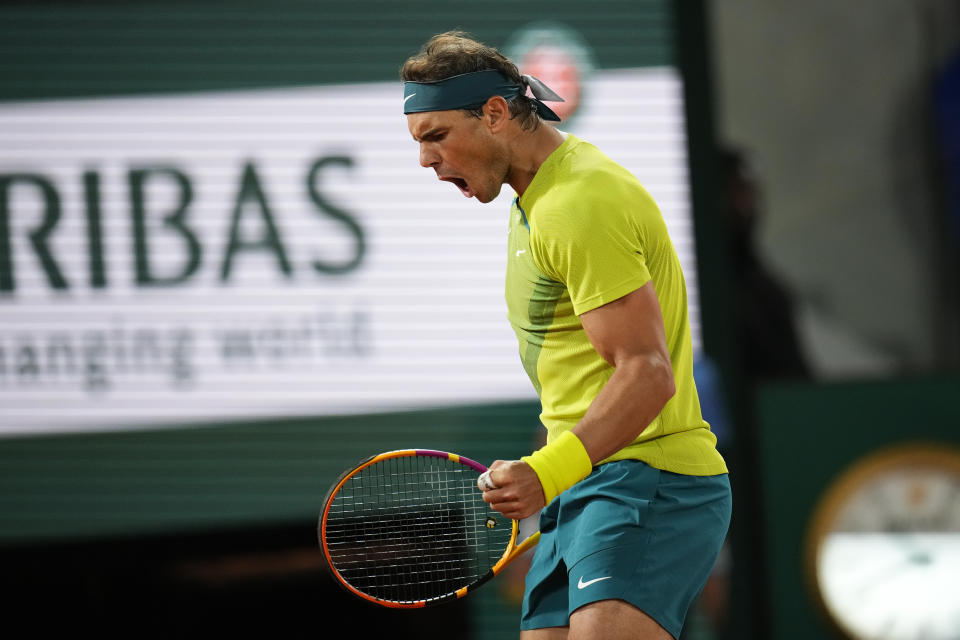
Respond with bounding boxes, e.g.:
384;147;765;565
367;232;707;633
0;68;698;436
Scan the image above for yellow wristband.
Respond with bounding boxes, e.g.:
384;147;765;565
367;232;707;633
521;430;593;506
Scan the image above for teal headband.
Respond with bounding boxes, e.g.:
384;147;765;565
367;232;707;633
403;69;564;122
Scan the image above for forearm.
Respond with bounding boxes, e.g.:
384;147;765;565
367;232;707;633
519;351;675;508
572;352;675;464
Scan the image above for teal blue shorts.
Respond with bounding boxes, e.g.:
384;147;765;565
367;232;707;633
520;460;732;639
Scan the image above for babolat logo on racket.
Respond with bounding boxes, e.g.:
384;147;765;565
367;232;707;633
319;449;540;608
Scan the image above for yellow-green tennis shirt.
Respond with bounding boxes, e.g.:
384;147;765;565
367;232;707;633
505;134;727;476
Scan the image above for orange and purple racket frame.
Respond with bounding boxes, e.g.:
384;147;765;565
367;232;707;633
319;448;539;608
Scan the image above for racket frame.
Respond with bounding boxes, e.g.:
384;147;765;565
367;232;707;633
319;448;540;608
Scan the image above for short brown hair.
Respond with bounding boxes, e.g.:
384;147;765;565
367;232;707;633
400;31;541;131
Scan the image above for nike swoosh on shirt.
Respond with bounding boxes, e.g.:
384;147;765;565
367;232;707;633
577;576;612;589
516;249;526;256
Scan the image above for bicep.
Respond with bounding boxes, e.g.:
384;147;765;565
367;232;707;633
579;281;672;370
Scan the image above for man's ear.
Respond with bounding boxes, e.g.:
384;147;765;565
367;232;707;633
482;95;510;132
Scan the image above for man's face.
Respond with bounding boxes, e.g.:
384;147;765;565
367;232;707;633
407;109;507;204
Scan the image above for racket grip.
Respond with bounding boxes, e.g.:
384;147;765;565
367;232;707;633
478;469;497;491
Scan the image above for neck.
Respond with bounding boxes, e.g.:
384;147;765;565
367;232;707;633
505;124;566;196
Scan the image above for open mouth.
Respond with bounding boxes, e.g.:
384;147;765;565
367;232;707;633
439;176;474;198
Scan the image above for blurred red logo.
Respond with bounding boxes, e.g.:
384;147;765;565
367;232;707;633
505;22;594;125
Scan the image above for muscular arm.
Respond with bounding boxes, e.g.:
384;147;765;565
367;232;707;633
483;281;675;519
573;280;676;462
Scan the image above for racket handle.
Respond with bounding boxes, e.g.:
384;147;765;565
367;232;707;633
478;469;497;491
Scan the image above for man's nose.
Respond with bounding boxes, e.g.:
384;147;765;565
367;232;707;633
419;144;439;168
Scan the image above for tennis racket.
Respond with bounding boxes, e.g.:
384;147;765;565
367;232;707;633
318;448;540;608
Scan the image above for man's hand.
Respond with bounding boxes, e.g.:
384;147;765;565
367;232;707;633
479;459;546;520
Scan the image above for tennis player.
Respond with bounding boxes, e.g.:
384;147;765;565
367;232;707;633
402;32;731;640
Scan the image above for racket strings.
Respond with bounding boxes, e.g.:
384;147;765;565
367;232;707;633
324;454;512;603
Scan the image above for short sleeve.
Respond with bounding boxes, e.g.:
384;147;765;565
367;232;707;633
529;203;651;316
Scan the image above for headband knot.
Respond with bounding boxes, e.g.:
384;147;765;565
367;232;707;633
403;69;564;122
